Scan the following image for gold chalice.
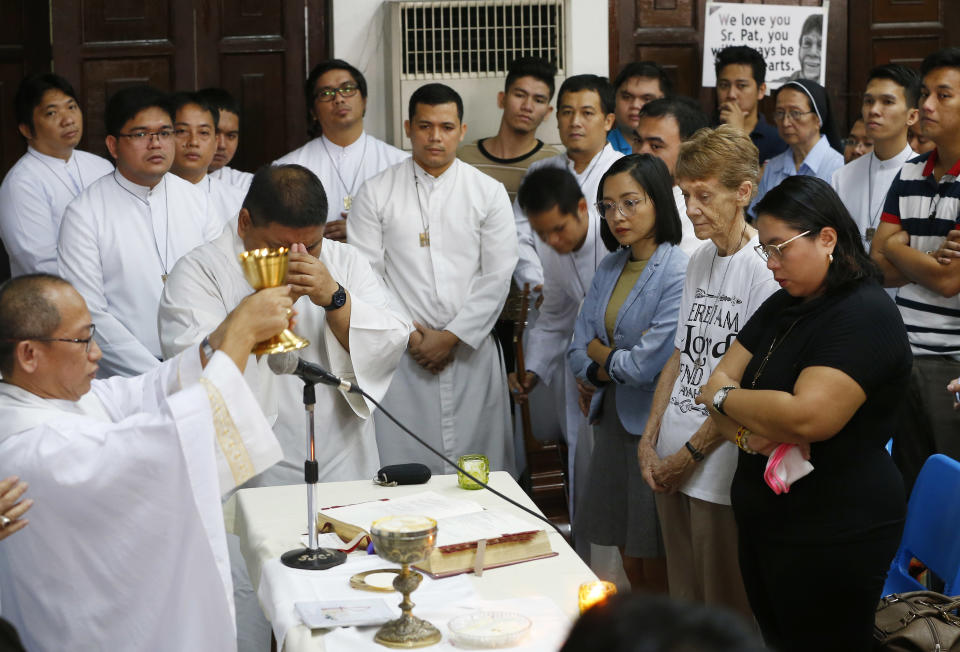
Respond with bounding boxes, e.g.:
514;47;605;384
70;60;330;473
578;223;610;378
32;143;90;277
370;515;441;648
238;247;310;355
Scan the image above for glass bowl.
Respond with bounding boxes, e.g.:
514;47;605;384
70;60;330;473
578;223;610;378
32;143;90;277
447;610;532;648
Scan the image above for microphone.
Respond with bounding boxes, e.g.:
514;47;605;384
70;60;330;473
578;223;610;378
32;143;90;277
267;352;358;393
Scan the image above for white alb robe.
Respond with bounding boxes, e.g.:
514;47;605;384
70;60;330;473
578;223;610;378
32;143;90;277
0;348;282;652
58;171;223;378
0;147;113;276
210;165;254;192
348;158;519;475
512;144;623;290
158;220;409;484
201;174;246;226
274;132;408;223
832;144;915;248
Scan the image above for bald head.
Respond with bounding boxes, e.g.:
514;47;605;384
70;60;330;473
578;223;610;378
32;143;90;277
0;274;70;377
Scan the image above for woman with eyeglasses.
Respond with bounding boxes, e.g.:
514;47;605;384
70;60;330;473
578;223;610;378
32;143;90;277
637;126;778;623
696;175;911;650
750;79;844;216
567;154;687;592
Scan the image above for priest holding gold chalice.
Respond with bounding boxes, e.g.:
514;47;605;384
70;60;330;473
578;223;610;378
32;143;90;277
160;164;411;487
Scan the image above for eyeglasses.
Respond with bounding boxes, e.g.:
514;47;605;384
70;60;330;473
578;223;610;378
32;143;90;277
116;129;175;143
773;109;815;123
315;84;359;102
754;231;811;262
843;137;874;149
596;197;648;218
3;325;97;353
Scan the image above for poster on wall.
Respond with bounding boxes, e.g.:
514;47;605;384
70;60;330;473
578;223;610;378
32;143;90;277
701;1;829;89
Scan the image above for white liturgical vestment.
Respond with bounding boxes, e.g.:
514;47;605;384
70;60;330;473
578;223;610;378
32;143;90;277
512;144;623;290
158;220;409;484
274;132;408;222
201;174;246;227
210;165;253;192
0;147;113;277
348;158;519;475
58;171;223;378
0;348;282;652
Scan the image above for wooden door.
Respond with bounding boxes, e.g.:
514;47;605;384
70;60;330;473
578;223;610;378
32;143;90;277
847;0;959;125
195;0;329;172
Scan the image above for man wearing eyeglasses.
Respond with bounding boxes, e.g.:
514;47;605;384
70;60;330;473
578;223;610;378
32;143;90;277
0;272;291;651
57;86;223;378
169;91;245;227
0;73;114;278
274;59;408;242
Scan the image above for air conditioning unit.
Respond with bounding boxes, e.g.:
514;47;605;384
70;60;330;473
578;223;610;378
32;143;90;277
385;0;567;150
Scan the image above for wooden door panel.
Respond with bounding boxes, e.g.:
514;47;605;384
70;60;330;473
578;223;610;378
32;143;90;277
82;0;172;42
218;52;288;171
220;0;286;37
637;0;696;27
872;0;938;24
635;45;701;98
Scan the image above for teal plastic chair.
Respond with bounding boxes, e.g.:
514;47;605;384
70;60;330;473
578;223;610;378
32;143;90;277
882;454;960;596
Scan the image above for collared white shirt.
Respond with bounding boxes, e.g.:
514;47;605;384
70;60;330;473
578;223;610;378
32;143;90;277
0;147;113;276
274;132;409;222
200;174;246;226
832;144;915;248
209;165;253;192
58;171;223;377
512;143;624;289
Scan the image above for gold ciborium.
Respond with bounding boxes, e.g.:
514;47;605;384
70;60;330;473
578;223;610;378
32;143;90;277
238;247;310;355
370;515;441;648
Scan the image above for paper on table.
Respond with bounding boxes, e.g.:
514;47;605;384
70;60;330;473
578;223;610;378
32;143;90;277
434;510;543;547
295;598;395;628
319;491;484;530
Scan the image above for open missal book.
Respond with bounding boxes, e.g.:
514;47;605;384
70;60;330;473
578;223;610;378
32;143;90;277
316;491;556;578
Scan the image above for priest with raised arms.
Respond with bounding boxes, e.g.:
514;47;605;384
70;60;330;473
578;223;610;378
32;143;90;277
0;273;292;651
159;163;410;486
348;83;519;475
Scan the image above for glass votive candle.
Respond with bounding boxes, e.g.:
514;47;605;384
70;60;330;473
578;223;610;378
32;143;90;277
457;454;489;490
578;580;617;613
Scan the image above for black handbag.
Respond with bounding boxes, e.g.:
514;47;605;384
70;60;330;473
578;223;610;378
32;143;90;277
875;591;960;651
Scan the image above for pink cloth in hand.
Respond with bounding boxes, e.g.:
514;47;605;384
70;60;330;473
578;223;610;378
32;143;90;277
764;444;814;494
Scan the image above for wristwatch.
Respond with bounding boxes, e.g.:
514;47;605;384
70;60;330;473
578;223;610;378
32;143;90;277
324;283;347;311
712;385;737;416
200;334;215;361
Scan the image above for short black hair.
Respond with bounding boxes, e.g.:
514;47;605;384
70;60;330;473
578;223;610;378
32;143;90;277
15;73;79;133
920;47;960;79
613;61;672;96
305;59;367;137
408;83;463;122
561;593;765;652
639;96;710;140
597;154;682;251
714;45;767;86
754;175;881;294
105;86;173;136
800;13;822;39
243;164;328;229
197;87;241;122
0;274;71;377
505;56;557;99
557;74;615;116
866;63;921;109
517;167;584;219
169;91;220;129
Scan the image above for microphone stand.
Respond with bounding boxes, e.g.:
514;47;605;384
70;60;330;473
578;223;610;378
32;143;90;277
280;382;347;570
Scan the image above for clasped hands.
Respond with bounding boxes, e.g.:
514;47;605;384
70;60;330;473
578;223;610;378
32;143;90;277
409;322;459;374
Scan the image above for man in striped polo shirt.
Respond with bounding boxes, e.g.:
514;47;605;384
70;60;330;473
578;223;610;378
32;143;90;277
871;47;960;493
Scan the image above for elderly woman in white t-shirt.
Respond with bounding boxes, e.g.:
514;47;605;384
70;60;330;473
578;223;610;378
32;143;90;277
637;125;778;620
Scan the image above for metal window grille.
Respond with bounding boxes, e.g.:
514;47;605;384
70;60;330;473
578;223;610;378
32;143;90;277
399;1;564;79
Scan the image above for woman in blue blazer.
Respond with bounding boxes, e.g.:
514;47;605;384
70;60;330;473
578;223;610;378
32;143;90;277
568;154;688;592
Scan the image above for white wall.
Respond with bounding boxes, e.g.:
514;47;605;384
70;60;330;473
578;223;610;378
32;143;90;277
329;0;609;144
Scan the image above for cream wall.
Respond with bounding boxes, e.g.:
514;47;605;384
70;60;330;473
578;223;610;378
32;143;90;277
329;0;609;144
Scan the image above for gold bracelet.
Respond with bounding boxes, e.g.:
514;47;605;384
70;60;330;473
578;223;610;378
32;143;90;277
735;426;759;455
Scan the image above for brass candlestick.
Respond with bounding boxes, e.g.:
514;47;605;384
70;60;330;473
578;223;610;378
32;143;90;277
238;247;310;355
370;515;441;648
